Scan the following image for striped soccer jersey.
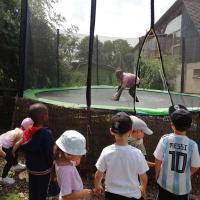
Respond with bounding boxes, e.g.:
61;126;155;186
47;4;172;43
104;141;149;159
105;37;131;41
154;133;200;195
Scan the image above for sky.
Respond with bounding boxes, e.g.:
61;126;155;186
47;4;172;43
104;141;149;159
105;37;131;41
53;0;176;38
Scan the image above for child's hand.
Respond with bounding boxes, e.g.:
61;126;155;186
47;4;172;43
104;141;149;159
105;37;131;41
147;161;155;168
0;149;6;158
112;94;119;101
82;189;93;200
94;184;104;195
139;185;146;198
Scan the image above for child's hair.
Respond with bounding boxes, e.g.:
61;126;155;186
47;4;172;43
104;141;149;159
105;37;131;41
169;104;192;131
29;103;48;125
115;69;123;77
111;112;132;135
53;145;66;160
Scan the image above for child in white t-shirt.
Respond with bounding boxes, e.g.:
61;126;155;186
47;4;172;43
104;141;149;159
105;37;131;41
0;118;33;185
54;130;93;200
94;112;149;200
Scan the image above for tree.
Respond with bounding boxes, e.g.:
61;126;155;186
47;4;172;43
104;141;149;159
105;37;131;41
24;0;71;89
0;0;66;90
0;0;21;89
60;25;79;65
58;25;81;87
139;55;178;90
102;40;114;66
112;39;134;70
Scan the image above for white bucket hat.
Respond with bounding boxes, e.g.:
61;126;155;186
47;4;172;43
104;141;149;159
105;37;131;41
56;130;86;155
130;116;153;135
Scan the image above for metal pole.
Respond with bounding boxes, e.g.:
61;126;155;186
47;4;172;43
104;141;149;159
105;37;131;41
150;0;155;29
56;29;60;87
181;37;185;93
96;35;99;85
19;0;28;97
86;0;96;109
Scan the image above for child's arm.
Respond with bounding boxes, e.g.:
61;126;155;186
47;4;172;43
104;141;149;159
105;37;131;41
155;158;162;180
113;87;124;100
190;167;200;176
94;170;104;195
0;145;6;157
12;138;23;157
62;189;93;200
139;172;148;197
147;160;155;168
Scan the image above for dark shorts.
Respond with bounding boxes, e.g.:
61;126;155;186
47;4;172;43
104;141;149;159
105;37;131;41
156;185;190;200
105;191;144;200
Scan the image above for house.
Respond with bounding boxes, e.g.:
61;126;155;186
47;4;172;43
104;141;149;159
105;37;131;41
137;0;200;94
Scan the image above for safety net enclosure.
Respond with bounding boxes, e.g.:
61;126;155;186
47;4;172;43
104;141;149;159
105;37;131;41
22;0;200;115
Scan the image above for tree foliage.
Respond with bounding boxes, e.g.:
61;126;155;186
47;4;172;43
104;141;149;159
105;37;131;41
0;0;179;91
139;55;178;90
0;0;20;89
76;37;134;70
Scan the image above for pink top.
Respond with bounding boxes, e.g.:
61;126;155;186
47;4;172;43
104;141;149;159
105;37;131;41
55;161;83;200
122;72;140;88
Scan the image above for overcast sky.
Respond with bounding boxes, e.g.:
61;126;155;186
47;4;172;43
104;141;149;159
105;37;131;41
53;0;176;38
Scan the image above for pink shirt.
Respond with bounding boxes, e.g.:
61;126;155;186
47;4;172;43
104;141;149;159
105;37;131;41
55;162;83;200
0;128;22;148
122;72;140;88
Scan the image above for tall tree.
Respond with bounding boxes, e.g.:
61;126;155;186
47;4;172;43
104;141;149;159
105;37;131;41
24;0;68;88
112;39;134;70
0;0;21;89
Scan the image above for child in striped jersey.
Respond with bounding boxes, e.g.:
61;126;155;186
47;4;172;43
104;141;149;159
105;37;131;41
154;104;200;200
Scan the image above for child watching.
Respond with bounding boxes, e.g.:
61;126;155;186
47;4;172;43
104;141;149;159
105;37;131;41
154;104;200;200
54;130;92;200
0;117;33;185
21;103;54;200
94;112;149;200
129;115;155;167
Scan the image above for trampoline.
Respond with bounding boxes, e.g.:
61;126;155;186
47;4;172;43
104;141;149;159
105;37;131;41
24;86;200;116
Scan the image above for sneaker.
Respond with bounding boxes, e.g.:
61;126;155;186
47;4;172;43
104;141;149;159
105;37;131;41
11;163;26;171
1;177;15;185
135;97;139;102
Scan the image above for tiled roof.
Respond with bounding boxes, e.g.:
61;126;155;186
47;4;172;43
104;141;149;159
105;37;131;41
155;0;200;35
183;0;200;34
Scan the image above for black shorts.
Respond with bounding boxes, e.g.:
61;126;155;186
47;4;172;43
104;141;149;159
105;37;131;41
156;185;190;200
105;191;144;200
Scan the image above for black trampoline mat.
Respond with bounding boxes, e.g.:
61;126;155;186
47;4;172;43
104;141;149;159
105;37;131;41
36;88;200;110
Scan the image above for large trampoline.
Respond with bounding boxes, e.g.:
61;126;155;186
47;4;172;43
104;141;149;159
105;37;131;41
20;0;200;117
24;86;200;116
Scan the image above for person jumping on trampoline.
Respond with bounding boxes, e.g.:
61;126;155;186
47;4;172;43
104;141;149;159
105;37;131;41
113;69;140;102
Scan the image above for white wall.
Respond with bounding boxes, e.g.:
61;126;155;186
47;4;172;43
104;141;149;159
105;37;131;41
185;62;200;94
165;15;182;34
